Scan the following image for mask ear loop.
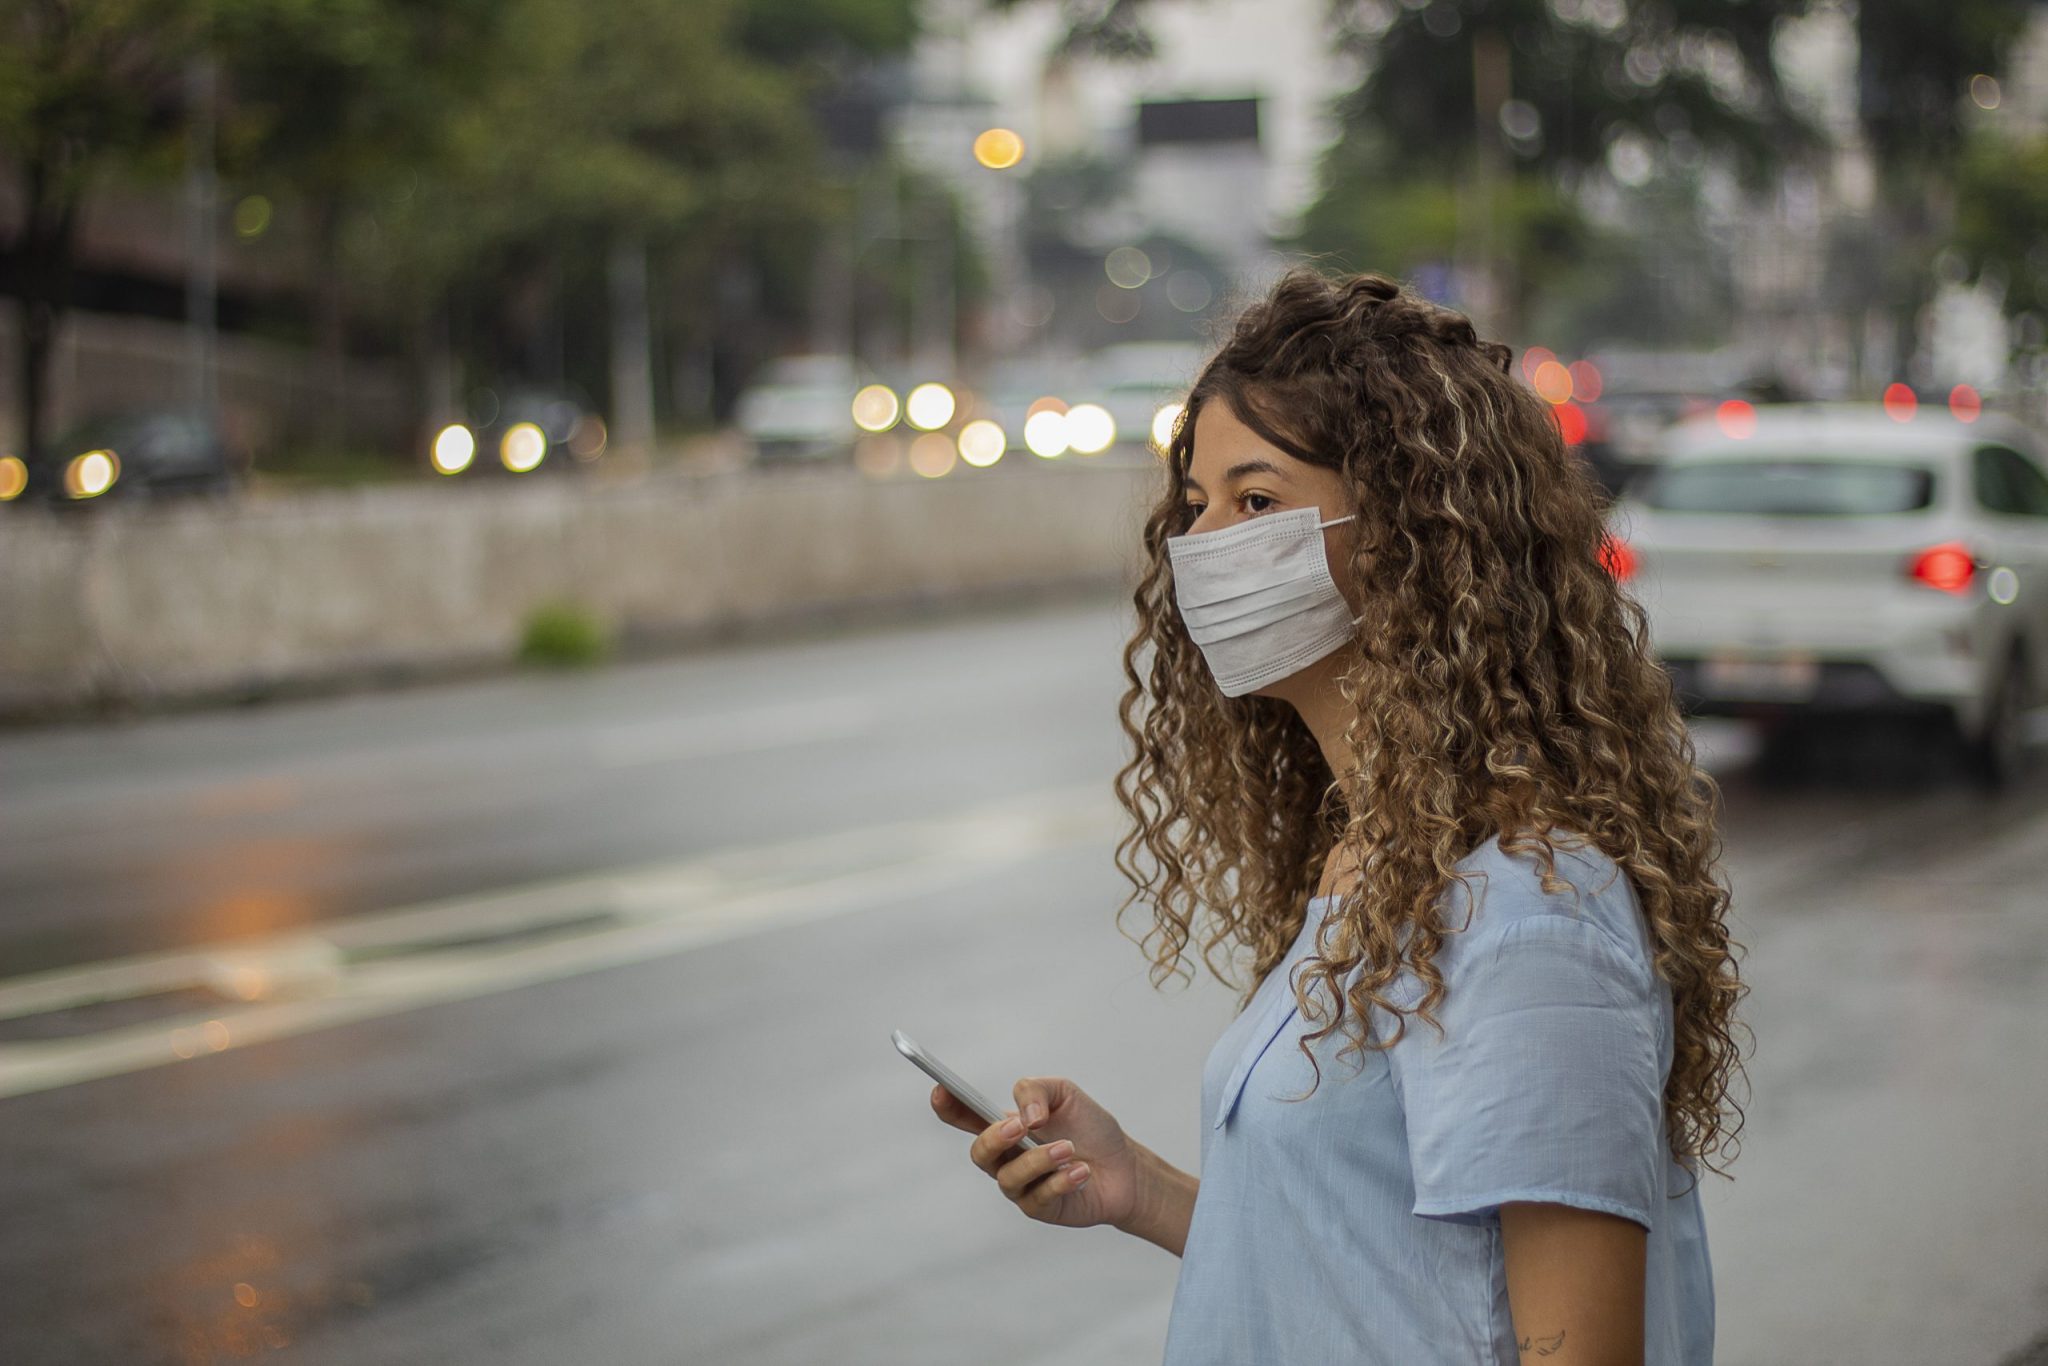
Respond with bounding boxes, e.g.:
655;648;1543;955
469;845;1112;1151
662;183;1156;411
1317;512;1366;624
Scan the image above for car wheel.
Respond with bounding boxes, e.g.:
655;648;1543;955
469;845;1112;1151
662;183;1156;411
1964;652;2028;793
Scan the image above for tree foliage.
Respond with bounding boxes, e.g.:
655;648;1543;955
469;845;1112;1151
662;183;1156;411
1955;129;2048;327
0;0;200;454
0;0;924;449
1855;0;2036;168
1333;0;1816;188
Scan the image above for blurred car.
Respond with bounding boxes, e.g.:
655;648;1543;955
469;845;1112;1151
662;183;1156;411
735;353;867;467
1576;347;1795;499
1080;341;1205;455
474;388;604;475
1580;386;1719;496
975;356;1085;460
1606;401;2048;788
7;409;243;509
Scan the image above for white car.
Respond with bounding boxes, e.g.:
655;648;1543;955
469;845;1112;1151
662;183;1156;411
1081;341;1206;453
1605;401;2048;787
734;354;870;466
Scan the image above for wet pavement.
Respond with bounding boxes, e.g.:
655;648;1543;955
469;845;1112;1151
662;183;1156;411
2;594;2045;1364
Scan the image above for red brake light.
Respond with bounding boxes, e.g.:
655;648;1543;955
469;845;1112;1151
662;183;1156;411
1908;541;1976;595
1599;533;1636;581
1715;399;1757;439
1551;400;1588;446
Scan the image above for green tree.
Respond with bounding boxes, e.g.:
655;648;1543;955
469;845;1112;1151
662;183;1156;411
1296;0;1814;340
1292;132;1591;337
1851;0;2037;380
214;0;505;434
346;0;926;439
1954;128;2048;336
0;0;198;459
1335;0;1814;186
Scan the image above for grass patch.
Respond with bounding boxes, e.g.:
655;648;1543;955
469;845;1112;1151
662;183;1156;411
519;599;612;667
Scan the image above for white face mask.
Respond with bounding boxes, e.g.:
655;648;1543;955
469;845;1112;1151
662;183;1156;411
1166;504;1363;697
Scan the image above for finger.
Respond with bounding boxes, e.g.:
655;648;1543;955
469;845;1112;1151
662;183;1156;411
968;1111;1029;1176
929;1085;984;1134
1020;1159;1092;1214
997;1138;1077;1202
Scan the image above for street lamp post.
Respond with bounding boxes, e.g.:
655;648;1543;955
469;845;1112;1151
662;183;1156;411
183;53;220;432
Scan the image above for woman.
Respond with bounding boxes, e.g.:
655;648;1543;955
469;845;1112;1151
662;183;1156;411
926;269;1749;1365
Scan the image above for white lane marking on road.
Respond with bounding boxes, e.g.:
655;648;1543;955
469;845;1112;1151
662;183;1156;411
0;718;1757;1101
0;783;1121;1100
588;695;882;769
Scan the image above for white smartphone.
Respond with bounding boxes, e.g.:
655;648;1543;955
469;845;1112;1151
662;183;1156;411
893;1029;1041;1149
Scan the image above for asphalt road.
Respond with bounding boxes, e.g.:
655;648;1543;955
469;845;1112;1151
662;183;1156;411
2;593;2045;1365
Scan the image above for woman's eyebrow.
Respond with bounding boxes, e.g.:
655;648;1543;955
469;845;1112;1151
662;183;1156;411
1184;458;1287;496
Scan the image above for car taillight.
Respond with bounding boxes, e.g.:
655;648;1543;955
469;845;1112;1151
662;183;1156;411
1598;533;1636;581
1907;541;1977;595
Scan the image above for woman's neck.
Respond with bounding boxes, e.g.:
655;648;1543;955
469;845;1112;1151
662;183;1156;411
1270;653;1359;783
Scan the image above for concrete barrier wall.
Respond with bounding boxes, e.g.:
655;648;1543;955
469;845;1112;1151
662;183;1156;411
0;461;1165;720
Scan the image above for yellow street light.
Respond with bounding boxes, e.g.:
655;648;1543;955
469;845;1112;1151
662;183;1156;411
905;382;957;431
973;128;1025;170
65;449;119;498
958;419;1006;467
852;384;901;433
1024;409;1069;458
432;424;477;474
501;422;548;472
1065;404;1116;455
1151;402;1183;453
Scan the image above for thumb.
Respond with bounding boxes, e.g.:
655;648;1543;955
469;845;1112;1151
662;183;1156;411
1012;1075;1070;1134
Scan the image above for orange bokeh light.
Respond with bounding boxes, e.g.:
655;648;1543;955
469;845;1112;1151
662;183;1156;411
1949;384;1982;423
1882;383;1917;422
1531;360;1574;405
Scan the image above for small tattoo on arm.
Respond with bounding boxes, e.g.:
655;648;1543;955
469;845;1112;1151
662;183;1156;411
1515;1329;1566;1356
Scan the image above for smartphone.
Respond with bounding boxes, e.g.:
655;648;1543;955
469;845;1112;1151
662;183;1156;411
893;1029;1041;1149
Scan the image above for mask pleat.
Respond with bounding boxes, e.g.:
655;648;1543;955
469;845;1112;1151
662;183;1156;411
1180;577;1332;639
1166;505;1358;694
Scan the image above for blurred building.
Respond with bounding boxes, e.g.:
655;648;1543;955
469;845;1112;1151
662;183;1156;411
888;0;1355;357
0;173;412;458
1132;97;1268;289
1711;4;2048;404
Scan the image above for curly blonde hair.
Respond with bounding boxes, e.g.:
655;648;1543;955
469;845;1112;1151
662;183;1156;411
1112;267;1751;1184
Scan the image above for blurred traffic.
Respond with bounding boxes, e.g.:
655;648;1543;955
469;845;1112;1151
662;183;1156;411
1606;399;2048;792
5;0;2048;1363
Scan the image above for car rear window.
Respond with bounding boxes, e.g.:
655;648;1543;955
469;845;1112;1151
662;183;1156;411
1642;460;1935;515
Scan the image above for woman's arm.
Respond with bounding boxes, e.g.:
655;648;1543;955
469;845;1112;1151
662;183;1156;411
1499;1201;1647;1366
1112;1140;1200;1257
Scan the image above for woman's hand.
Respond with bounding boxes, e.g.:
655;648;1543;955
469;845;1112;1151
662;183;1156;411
929;1075;1140;1231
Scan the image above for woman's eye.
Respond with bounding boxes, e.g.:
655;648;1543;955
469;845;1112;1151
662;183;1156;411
1242;493;1276;514
1181;503;1205;527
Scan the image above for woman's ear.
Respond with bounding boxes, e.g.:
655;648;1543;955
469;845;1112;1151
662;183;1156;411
1327;520;1366;611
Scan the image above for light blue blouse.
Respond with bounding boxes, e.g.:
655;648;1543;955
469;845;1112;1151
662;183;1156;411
1160;834;1715;1365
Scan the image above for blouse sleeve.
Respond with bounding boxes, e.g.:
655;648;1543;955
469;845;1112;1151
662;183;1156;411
1385;911;1664;1231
